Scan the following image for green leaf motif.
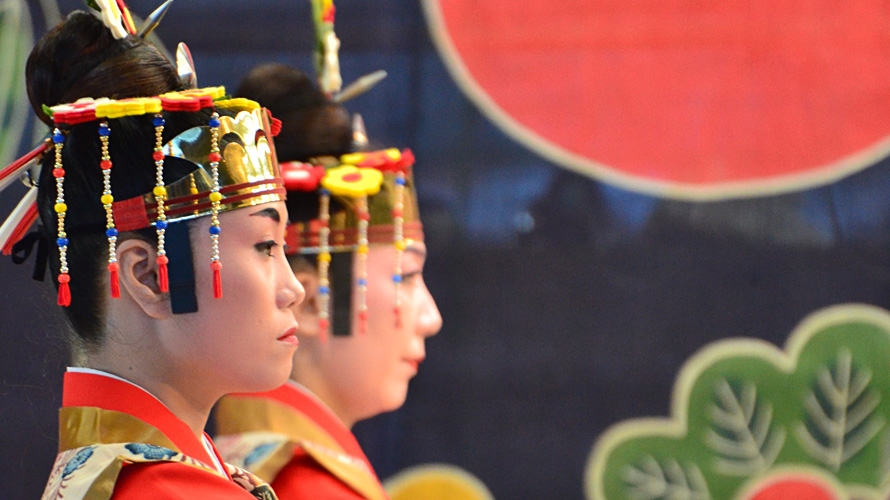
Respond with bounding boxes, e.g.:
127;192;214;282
622;455;711;500
586;304;890;500
705;380;785;476
795;349;885;471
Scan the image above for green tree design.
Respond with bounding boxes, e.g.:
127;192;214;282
705;379;785;476
587;306;890;500
622;455;711;500
795;349;885;471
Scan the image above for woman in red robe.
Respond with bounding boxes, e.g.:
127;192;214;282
12;5;304;499
213;63;443;500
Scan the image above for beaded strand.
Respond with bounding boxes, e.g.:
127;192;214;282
207;112;223;298
152;114;170;292
355;195;370;334
392;171;406;327
317;189;331;343
98;121;120;298
52;128;71;306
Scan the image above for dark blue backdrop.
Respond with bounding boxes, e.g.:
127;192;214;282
3;1;890;499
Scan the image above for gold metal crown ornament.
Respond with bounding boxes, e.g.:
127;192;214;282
280;147;423;340
282;148;422;254
34;88;283;305
114;106;283;231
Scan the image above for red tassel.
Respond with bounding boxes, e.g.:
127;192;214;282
57;273;71;307
157;256;169;293
211;261;222;298
108;263;120;299
319;318;329;344
394;306;402;328
358;310;368;335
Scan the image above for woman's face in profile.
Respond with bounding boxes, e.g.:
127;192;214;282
320;241;442;421
166;201;305;395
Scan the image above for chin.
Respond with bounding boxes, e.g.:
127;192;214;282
380;387;409;413
230;361;292;394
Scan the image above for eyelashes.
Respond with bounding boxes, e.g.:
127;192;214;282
255;240;280;257
400;270;423;283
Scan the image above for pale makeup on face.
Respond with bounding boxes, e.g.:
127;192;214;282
165;201;305;397
296;241;442;427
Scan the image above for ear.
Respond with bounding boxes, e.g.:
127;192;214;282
291;269;320;338
117;238;170;319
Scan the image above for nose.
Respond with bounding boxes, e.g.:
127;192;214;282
415;279;442;338
277;254;305;309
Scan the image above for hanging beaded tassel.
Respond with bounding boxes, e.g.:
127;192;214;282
317;189;331;343
52;128;71;307
355;195;370;334
152;114;170;292
207;112;223;298
392;170;406;327
98;121;120;298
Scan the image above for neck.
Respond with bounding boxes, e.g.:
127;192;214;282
291;357;358;429
83;314;221;440
81;353;217;440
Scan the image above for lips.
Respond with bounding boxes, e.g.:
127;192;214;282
277;327;299;347
405;358;424;371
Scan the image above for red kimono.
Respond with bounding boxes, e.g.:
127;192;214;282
41;369;277;500
214;382;390;500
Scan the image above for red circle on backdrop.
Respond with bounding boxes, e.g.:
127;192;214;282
741;475;840;500
423;0;890;198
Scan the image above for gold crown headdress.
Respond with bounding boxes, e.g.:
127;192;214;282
1;1;284;311
2;91;283;309
282;147;421;341
46;89;282;307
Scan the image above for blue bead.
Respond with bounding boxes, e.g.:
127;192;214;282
395;177;407;185
320;189;330;196
393;274;403;283
106;228;118;238
153;116;165;127
52;133;65;144
358;278;368;286
208;118;221;128
98;125;110;136
319;286;330;294
155;220;168;229
56;237;68;247
209;226;221;235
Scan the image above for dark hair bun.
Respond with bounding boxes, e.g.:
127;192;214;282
26;10;179;126
235;63;353;162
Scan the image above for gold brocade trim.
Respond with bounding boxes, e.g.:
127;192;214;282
215;395;388;500
59;407;179;452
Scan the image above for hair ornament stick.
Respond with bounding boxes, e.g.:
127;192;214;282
90;0;128;39
138;0;174;39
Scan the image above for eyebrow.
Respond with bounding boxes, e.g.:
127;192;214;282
405;245;427;259
250;207;281;222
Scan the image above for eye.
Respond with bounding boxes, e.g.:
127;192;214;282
400;270;423;284
255;240;279;257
